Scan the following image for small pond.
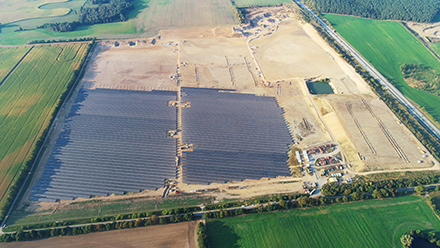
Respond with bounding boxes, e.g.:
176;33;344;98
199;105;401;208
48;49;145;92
307;81;334;95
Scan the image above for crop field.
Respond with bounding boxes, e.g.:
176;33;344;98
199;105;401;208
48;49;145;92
0;43;88;218
233;0;291;8
0;47;32;83
324;14;440;123
207;195;440;248
432;43;440;55
135;0;237;34
2;221;198;248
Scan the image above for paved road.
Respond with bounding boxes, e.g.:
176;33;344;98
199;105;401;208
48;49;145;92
294;0;440;141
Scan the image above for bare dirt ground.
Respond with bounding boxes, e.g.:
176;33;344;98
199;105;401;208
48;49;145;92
14;5;438;219
406;22;440;43
82;40;178;91
2;221;198;248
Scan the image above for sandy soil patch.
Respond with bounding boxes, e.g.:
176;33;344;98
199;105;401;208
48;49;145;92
82;43;178;91
327;94;433;172
178;37;260;91
3;221;198;248
406;22;440;43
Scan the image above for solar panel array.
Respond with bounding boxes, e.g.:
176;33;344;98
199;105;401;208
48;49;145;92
181;87;292;184
31;89;177;202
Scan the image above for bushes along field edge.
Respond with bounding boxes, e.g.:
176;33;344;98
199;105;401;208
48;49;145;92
1;212;196;242
0;41;95;224
197;222;208;248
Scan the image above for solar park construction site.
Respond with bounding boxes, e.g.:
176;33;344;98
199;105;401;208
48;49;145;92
17;5;439;211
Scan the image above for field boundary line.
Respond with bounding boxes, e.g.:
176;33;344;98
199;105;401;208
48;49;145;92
0;46;34;87
0;42;97;234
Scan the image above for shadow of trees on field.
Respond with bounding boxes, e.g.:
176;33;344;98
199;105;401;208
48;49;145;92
208;220;240;248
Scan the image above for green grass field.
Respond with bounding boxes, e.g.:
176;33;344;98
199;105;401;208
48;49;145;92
431;43;440;55
0;0;148;45
6;196;212;230
324;14;440;124
0;43;88;218
233;0;291;8
207;195;440;248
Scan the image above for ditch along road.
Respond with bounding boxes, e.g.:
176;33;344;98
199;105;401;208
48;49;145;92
294;0;440;141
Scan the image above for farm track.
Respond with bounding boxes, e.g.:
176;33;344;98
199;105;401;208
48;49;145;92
55;45;81;62
243;56;258;86
225;56;235;86
346;103;376;155
0;47;34;87
361;99;409;163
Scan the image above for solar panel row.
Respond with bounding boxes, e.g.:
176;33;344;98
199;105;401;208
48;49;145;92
31;87;292;202
180;87;292;184
31;89;178;202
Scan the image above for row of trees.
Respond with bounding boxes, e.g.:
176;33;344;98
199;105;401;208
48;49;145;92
321;172;440;196
231;1;246;24
40;0;133;32
402;230;440;247
38;22;79;32
29;37;94;44
17;206;201;231
197;222;208;248
304;0;440;22
89;0;110;4
0;213;195;242
0;41;94;225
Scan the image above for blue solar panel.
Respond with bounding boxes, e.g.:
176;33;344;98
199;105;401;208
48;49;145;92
31;89;178;201
180;87;292;184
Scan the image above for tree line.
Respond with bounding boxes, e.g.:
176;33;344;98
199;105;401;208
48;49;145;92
402;229;440;247
29;37;95;44
14;206;200;232
197;222;208;248
321;174;440;196
0;212;195;242
39;0;133;32
303;0;440;22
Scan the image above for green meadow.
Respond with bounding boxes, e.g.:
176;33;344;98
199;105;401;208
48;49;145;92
207;195;440;248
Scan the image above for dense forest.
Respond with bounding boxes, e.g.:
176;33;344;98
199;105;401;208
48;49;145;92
40;0;133;32
79;0;133;24
39;22;79;32
303;0;440;22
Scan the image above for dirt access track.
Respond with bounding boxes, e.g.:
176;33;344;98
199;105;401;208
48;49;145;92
19;5;438;214
2;221;198;248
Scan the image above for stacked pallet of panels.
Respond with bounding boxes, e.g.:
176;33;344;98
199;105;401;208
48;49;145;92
31;89;177;202
181;87;292;185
